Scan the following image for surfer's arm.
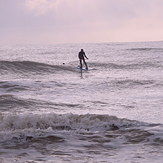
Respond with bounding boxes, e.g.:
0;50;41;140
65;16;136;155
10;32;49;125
84;53;88;59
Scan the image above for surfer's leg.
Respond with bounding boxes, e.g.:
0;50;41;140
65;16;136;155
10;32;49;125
83;59;88;69
80;59;82;68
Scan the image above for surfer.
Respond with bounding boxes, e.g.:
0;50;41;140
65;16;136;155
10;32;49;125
78;49;88;70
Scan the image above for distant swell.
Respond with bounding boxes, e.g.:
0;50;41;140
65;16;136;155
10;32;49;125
91;62;161;70
0;94;81;112
112;79;156;89
129;48;163;52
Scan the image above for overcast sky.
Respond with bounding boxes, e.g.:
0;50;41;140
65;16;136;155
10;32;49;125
1;0;163;45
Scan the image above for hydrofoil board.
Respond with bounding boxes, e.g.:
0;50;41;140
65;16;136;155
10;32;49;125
77;67;88;71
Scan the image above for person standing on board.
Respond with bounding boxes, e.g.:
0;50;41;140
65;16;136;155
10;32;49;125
78;49;88;70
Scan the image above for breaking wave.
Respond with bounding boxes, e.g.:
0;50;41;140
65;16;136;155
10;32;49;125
0;113;162;146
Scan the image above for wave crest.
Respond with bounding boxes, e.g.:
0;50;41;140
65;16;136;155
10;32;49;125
0;60;74;75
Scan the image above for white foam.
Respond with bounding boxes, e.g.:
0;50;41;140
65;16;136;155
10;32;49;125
0;113;149;142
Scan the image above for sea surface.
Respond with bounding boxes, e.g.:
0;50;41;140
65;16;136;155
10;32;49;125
0;41;163;162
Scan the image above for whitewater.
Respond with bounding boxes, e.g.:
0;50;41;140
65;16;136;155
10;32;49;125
0;41;163;162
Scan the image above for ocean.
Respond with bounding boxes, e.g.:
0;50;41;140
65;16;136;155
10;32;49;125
0;41;163;162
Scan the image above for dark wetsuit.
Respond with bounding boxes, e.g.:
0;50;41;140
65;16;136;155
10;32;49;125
78;50;88;69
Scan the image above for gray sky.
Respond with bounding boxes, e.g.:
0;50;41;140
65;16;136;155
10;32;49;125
1;0;163;45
